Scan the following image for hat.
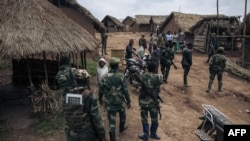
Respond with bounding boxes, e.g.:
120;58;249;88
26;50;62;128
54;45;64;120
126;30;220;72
99;58;107;64
109;57;120;65
218;47;224;51
211;33;216;37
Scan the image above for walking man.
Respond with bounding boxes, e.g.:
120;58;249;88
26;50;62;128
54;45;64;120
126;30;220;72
99;57;131;141
101;30;108;55
138;62;163;140
206;47;227;92
181;43;193;87
56;56;107;141
160;43;175;83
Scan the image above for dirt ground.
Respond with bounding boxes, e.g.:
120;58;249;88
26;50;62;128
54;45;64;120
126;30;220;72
1;32;250;141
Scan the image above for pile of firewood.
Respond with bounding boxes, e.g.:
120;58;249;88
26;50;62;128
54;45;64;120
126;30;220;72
30;81;62;120
225;59;250;81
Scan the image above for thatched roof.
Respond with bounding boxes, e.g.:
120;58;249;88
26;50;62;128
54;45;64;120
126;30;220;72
50;0;106;33
135;15;167;25
160;12;204;33
102;15;124;27
0;0;98;59
190;15;240;31
122;16;135;24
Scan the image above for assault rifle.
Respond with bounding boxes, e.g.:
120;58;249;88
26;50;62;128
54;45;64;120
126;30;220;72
172;61;177;69
133;73;163;119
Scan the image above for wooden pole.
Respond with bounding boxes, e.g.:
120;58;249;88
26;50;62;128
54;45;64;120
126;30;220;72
217;0;219;36
27;56;33;87
43;51;48;85
80;51;84;69
242;0;247;67
84;50;87;69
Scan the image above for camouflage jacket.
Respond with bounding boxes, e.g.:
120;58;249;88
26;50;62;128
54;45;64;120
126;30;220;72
56;65;78;93
62;90;106;140
209;54;227;71
160;47;175;66
99;70;131;111
139;72;163;107
56;65;90;94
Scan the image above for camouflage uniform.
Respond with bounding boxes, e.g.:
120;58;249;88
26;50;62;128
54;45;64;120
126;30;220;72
206;47;227;92
138;71;163;140
160;45;175;83
56;56;106;141
62;90;106;141
99;57;131;141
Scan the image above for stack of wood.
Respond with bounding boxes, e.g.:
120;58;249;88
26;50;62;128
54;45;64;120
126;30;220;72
30;81;62;120
225;59;250;81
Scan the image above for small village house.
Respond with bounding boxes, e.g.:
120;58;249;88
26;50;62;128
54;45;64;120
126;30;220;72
48;0;106;36
122;16;136;32
0;0;98;88
133;15;167;33
190;16;241;53
160;12;204;44
101;15;124;32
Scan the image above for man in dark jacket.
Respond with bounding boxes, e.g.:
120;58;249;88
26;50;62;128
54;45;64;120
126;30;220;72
181;43;192;87
160;43;175;83
151;44;161;73
125;39;135;60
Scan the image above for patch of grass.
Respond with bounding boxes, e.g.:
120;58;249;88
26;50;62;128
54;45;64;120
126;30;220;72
34;114;65;135
86;60;98;76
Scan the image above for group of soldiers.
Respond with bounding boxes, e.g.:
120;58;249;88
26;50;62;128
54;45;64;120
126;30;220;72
55;30;227;141
56;53;163;141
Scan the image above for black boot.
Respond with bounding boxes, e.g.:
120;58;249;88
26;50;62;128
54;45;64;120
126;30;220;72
119;121;128;133
150;123;161;140
139;123;149;140
109;131;116;141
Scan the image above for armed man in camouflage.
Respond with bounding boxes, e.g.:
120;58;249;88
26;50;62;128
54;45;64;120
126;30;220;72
138;62;163;140
99;57;131;141
56;56;107;141
206;47;227;93
160;43;175;83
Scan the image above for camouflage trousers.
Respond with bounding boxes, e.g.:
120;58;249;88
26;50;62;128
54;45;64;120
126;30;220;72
208;70;223;90
160;64;171;82
107;109;126;132
209;70;223;83
140;107;158;124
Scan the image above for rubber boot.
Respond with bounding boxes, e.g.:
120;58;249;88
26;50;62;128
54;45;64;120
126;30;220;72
139;123;149;140
109;131;116;141
218;81;223;92
206;80;213;92
119;120;128;133
150;123;161;140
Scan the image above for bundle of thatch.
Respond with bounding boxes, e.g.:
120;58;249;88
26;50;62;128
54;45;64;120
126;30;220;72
30;81;62;120
225;59;250;81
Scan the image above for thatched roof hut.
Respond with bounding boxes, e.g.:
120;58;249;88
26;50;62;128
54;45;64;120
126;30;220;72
0;0;99;59
49;0;106;35
122;16;136;32
190;15;240;53
134;15;167;32
101;15;124;32
0;0;98;87
160;12;203;34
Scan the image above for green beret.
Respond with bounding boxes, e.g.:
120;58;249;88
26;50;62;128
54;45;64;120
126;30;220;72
109;57;120;65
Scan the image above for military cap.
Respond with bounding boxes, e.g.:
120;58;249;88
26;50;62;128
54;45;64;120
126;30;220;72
109;57;120;65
